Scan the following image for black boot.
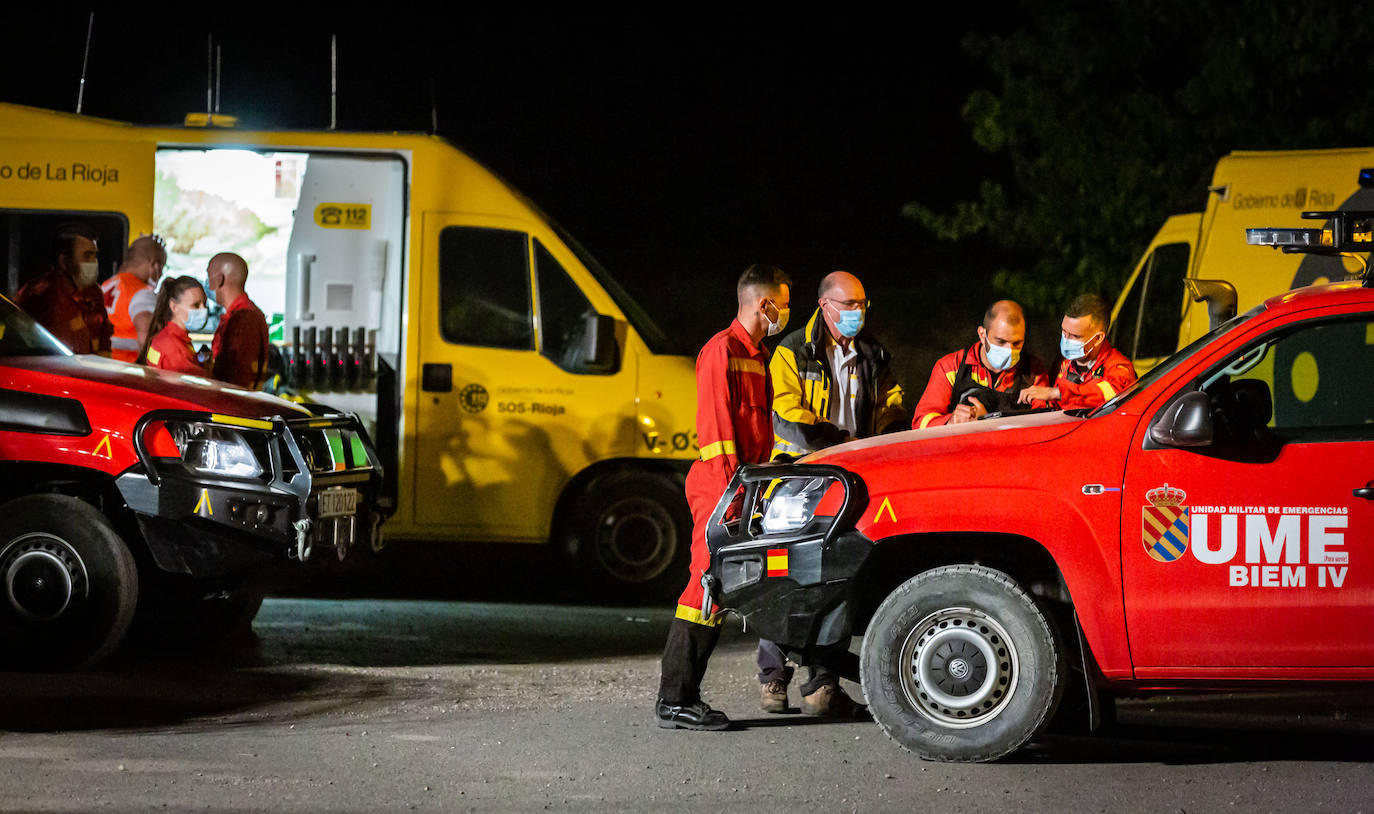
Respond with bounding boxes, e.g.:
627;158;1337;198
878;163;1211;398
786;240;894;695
656;618;729;730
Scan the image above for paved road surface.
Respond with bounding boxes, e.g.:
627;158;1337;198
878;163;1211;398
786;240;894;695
1;597;1371;812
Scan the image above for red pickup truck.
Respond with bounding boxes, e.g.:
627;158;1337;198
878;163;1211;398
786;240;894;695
707;279;1373;761
0;295;385;670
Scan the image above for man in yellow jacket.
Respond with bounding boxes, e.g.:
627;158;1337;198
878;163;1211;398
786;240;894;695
760;270;907;715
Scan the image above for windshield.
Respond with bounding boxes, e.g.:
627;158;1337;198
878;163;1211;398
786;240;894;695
0;297;72;357
550;222;678;355
1091;303;1266;416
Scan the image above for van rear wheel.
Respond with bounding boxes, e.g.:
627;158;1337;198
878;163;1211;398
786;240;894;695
860;564;1064;762
0;494;138;671
566;471;689;603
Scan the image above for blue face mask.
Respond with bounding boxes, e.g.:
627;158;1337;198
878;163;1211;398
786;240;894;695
185;307;209;333
834;307;864;338
985;342;1020;372
1061;332;1101;362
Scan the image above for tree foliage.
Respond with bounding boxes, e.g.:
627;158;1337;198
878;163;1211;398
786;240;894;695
907;0;1374;314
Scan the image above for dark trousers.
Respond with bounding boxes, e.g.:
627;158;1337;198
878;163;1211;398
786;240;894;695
658;618;722;705
757;638;845;697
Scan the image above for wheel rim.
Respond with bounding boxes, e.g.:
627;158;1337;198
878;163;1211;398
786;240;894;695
593;496;676;585
899;606;1019;728
2;533;89;622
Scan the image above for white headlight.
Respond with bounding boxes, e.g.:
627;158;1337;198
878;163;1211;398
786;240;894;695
761;493;813;533
172;424;264;479
760;477;831;533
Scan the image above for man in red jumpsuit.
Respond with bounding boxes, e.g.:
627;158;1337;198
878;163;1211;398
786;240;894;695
656;263;791;731
206;252;270;390
911;300;1050;429
14;222;113;355
1019;293;1137;410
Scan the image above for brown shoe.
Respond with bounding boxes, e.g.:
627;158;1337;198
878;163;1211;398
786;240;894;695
759;679;789;713
801;684;866;717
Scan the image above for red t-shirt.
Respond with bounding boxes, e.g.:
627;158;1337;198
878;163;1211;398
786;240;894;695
211;294;269;389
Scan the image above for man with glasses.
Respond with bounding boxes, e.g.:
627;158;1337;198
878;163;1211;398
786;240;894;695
758;270;907;716
913;299;1050;428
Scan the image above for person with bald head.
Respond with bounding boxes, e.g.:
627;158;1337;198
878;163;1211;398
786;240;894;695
757;269;906;717
205;252;269;389
102;235;167;362
911;299;1051;428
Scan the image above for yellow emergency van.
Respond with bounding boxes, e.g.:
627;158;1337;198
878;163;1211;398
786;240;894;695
1110;148;1374;373
0;102;700;600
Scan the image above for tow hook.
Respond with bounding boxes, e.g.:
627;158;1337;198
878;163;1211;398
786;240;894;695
369;514;385;553
700;573;717;621
293;519;312;562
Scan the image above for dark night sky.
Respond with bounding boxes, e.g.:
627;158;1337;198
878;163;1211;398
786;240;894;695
1;9;1018;388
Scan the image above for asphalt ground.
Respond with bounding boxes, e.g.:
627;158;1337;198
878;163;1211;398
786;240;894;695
1;574;1371;812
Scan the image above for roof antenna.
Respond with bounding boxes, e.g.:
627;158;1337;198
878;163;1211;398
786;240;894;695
75;12;94;114
329;34;338;131
205;34;214;115
429;76;439;134
215;45;222;114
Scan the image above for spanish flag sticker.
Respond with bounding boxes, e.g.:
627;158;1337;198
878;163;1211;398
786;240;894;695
766;548;789;578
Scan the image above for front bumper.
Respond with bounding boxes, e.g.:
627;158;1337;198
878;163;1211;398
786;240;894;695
705;463;872;651
115;410;386;580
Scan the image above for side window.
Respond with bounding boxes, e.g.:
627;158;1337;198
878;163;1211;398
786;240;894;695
533;239;599;373
1202;315;1374;442
1110;268;1145;358
1136;243;1189;359
1114;242;1189;361
1;211;128;298
437;226;532;350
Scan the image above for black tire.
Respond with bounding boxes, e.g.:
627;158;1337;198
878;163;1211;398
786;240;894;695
130;583;264;649
860;564;1065;762
564;470;690;603
0;494;138;671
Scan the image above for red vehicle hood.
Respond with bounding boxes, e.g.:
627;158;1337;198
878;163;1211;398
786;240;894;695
1;355;308;419
804;409;1086;469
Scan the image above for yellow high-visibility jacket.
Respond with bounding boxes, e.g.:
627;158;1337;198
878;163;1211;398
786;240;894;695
769;309;907;458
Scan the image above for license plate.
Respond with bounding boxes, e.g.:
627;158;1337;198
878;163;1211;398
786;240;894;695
318;487;359;519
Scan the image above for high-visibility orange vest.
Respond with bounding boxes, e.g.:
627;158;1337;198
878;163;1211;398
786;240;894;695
101;272;156;363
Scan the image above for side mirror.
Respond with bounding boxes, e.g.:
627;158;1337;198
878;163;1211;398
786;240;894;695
1186;278;1238;329
580;313;620;374
1148;390;1214;448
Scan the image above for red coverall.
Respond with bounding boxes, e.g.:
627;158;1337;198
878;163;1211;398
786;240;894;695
658;318;772;709
146;322;207;376
1053;340;1137;410
211;294;270;389
676;318;774;624
911;342;1050;429
14;268;113;355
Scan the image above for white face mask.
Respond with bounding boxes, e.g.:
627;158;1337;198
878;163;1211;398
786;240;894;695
75;261;99;288
765;304;790;337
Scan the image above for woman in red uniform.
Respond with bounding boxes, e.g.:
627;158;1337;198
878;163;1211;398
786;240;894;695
136;276;209;375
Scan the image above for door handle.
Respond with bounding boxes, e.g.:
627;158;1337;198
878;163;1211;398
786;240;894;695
422;363;452;393
1355;486;1374;500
